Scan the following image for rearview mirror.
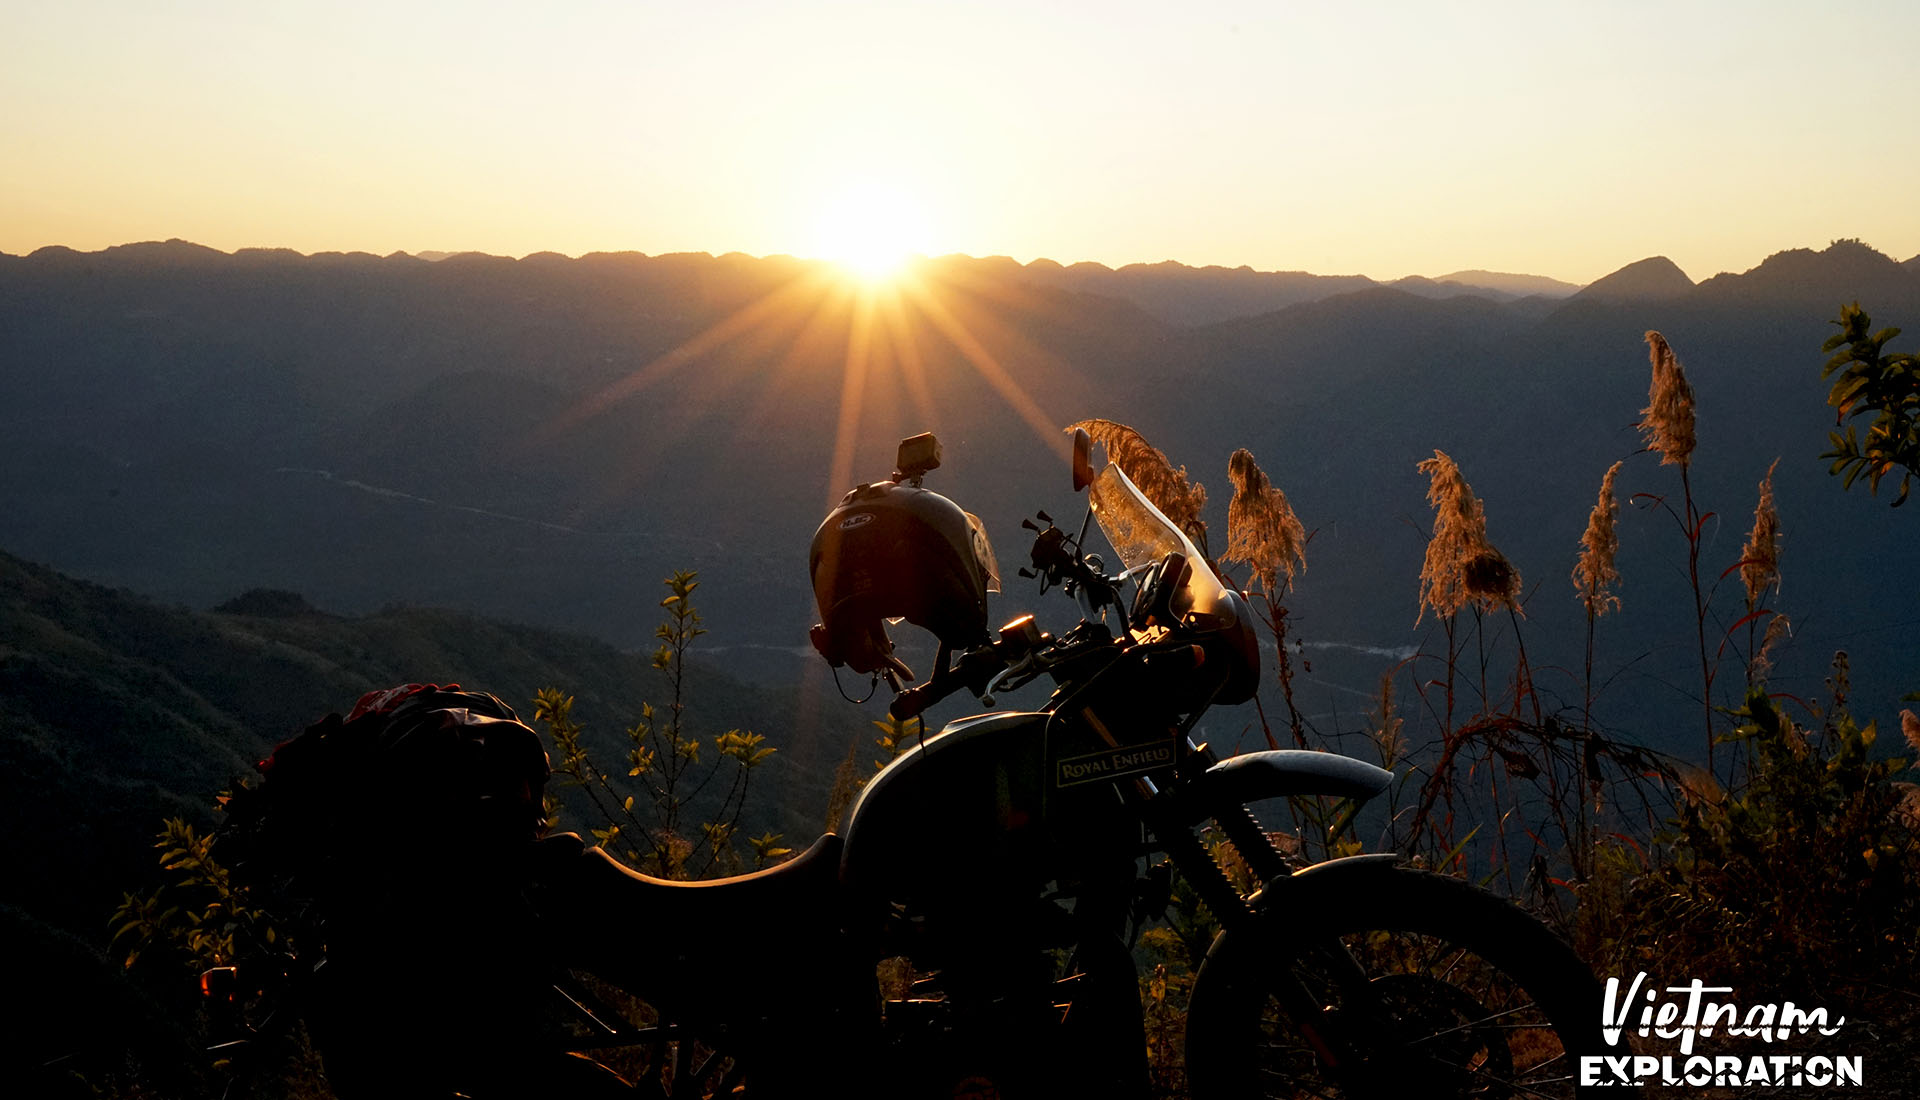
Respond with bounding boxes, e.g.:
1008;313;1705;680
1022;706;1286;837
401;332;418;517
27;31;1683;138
1071;427;1094;492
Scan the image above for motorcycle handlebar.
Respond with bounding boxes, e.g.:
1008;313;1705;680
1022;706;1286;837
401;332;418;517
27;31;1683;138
888;643;1008;722
886;680;945;722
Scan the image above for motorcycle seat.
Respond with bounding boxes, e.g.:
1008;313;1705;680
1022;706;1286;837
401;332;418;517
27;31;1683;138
569;831;845;927
541;831;849;1002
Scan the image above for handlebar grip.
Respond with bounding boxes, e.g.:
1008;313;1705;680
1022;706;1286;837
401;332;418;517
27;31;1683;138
888;646;1009;722
888;681;945;722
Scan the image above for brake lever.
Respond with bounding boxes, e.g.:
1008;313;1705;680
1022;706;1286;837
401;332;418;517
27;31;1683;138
989;650;1043;698
978;614;1053;700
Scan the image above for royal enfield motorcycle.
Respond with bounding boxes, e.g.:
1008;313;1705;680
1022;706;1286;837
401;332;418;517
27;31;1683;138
214;428;1612;1099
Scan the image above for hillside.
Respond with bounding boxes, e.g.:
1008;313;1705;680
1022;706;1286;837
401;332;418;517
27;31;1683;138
0;551;863;942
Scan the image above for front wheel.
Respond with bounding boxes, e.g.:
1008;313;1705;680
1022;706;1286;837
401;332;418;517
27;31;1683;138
1185;863;1613;1099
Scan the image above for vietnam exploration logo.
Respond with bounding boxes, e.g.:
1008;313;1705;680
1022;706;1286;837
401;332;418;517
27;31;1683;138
1580;973;1862;1088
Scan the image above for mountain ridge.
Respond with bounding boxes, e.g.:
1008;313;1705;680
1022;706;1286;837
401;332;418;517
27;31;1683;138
1569;255;1695;302
1697;238;1913;303
1434;269;1583;298
14;236;1915;325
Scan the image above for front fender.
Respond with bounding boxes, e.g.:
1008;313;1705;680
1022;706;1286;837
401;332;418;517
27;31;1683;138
1169;749;1391;827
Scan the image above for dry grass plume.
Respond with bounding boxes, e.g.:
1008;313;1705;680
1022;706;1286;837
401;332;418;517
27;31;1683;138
1751;613;1793;684
1739;458;1783;605
1224;448;1306;594
1069;419;1210;554
1640;331;1697;467
1573;460;1624;618
1417;450;1522;622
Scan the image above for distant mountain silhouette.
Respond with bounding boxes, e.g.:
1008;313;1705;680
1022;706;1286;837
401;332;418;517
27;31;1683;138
1697;238;1912;304
25;237;224;269
1007;259;1584;322
1384;274;1461;299
1002;256;1374;325
1383;273;1579;304
1906;253;1920;272
1434;270;1583;298
1571;256;1695;302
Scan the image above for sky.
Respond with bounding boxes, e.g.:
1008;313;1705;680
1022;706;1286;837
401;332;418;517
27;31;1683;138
5;0;1917;284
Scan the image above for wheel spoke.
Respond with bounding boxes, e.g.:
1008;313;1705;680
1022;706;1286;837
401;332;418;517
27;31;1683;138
1258;946;1573;1097
1256;1065;1343;1100
1442;1054;1578;1099
1188;867;1598;1100
1403;1000;1542;1043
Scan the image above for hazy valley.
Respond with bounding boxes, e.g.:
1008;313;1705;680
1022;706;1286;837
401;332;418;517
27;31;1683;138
4;239;1914;732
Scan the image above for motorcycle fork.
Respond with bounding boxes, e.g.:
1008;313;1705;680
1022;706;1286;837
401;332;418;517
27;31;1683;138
1248;871;1411;1087
1143;791;1378;1082
1260;861;1468;1094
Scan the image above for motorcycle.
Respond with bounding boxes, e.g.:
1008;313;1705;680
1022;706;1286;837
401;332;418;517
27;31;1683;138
213;428;1612;1099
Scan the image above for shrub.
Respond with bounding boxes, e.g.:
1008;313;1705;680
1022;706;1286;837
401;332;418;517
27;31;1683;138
1579;670;1918;998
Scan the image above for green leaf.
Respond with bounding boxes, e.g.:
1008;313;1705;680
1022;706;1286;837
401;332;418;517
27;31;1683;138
1437;824;1482;871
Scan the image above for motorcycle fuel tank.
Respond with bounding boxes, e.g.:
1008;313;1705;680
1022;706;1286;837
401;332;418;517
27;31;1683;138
838;711;1142;913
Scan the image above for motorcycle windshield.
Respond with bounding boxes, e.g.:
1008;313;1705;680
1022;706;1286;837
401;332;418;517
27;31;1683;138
1088;465;1236;627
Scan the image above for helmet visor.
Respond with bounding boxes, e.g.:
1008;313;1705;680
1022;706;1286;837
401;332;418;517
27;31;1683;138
964;510;1001;594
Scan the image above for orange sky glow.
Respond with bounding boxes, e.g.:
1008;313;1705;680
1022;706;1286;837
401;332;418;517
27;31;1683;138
5;1;1918;285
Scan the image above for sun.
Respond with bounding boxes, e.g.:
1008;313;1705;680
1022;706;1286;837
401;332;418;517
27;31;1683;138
811;179;931;283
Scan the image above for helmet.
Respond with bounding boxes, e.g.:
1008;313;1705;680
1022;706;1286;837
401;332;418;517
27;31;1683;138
809;479;1000;675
